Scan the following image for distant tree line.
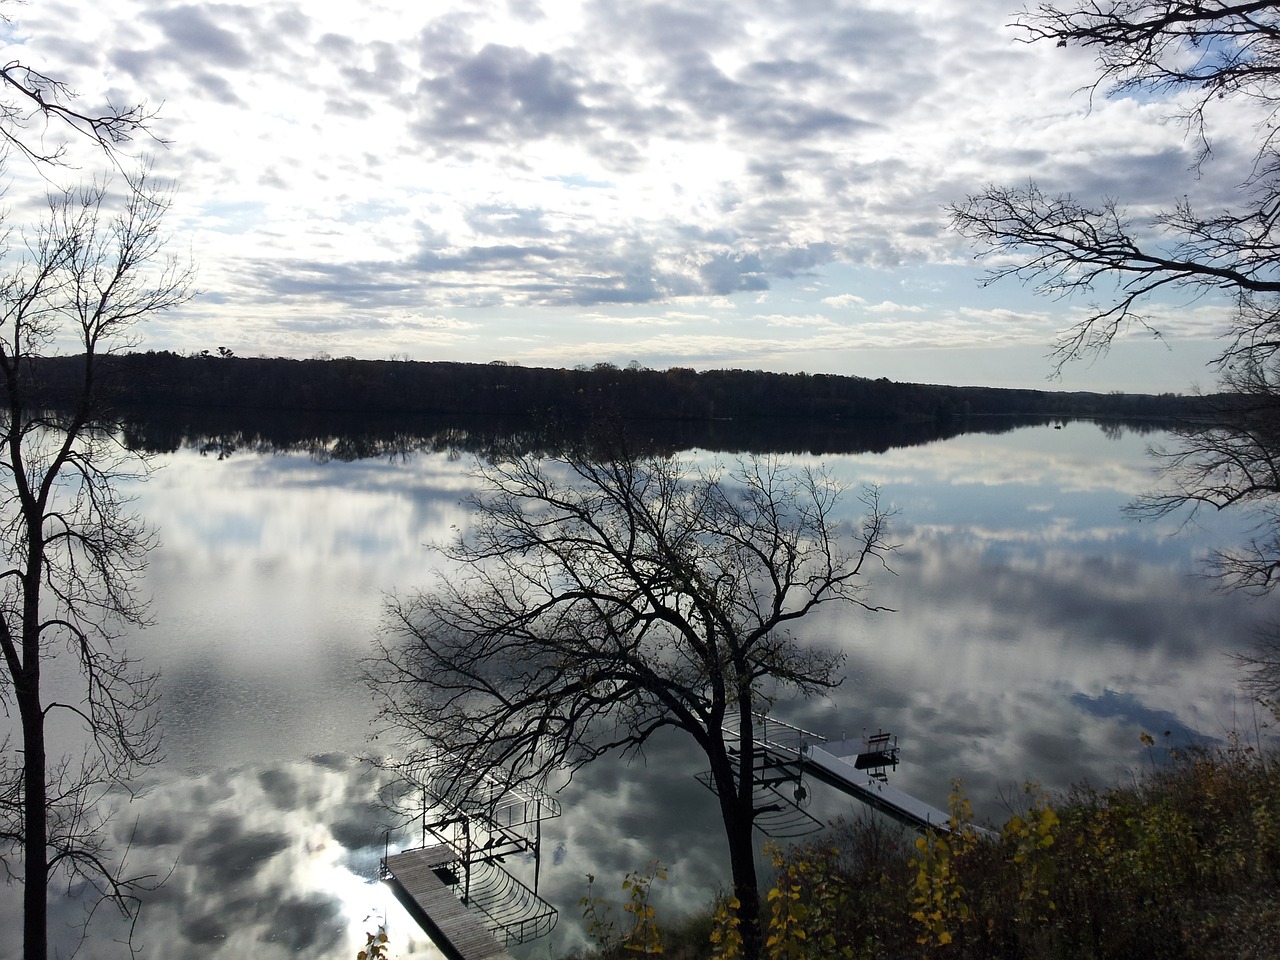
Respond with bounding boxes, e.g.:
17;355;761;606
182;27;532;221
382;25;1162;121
19;351;1214;425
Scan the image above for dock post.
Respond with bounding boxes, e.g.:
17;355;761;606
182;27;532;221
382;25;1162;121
534;812;542;894
462;817;472;905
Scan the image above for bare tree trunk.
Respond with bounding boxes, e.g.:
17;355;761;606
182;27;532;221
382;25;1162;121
19;533;48;960
729;703;762;960
19;681;47;960
724;806;762;960
703;701;764;960
20;701;46;957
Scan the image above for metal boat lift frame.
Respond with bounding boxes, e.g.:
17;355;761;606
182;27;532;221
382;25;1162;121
709;713;968;835
382;771;562;951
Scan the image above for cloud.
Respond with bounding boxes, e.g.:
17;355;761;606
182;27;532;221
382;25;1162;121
698;251;769;294
410;43;593;145
864;300;927;314
0;0;1245;388
822;294;866;308
336;39;408;96
400;314;478;332
584;311;687;327
149;6;254;70
761;313;836;329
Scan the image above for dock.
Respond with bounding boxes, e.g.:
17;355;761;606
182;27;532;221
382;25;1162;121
741;716;996;839
802;741;953;833
384;845;517;960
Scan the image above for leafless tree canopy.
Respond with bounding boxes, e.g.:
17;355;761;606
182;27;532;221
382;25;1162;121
1019;2;1280;132
0;172;192;960
0;1;158;170
955;2;1280;709
951;2;1280;371
0;61;159;168
370;439;894;960
1130;360;1280;587
951;183;1280;368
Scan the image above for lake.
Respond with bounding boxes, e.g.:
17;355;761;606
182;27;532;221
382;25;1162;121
3;416;1273;959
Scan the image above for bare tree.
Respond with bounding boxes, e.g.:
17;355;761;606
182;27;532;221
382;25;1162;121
950;2;1280;372
369;436;894;960
0;60;159;169
0;6;187;959
0;172;192;960
0;0;159;171
1128;360;1280;587
952;2;1280;707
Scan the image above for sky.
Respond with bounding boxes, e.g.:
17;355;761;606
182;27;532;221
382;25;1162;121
0;0;1261;392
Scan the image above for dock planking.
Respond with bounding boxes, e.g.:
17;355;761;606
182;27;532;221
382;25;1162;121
384;846;517;960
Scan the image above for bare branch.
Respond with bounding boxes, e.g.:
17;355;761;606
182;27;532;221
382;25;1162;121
0;61;162;171
954;5;1280;370
0;171;183;958
368;434;894;959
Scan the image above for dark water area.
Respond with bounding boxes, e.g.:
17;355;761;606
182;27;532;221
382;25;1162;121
2;412;1273;959
114;402;1171;460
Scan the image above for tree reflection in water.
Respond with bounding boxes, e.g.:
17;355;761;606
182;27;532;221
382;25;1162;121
0;414;1270;959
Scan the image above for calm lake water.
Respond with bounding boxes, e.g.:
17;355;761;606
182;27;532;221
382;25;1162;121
4;418;1275;959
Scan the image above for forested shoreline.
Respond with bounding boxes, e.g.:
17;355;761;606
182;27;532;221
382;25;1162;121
46;351;1214;422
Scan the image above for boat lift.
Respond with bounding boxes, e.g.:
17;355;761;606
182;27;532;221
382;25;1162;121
386;718;983;957
702;714;979;836
381;769;562;959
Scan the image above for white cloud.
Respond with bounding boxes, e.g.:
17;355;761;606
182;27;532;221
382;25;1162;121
0;0;1248;389
760;313;836;329
820;293;866;308
864;300;926;314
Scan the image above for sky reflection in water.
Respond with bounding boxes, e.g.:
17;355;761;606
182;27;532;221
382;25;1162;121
4;421;1275;958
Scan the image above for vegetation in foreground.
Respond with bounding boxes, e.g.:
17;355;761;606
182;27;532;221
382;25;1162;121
572;734;1280;960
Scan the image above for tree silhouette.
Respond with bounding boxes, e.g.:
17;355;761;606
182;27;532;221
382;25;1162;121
0;174;193;960
951;2;1280;372
369;433;894;960
952;0;1280;708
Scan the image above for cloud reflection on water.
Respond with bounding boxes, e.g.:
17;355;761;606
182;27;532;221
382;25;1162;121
4;421;1276;958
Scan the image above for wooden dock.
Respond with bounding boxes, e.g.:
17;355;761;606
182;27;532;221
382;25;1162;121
384;845;517;960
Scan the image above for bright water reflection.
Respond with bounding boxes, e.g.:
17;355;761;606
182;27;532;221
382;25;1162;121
2;421;1274;958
